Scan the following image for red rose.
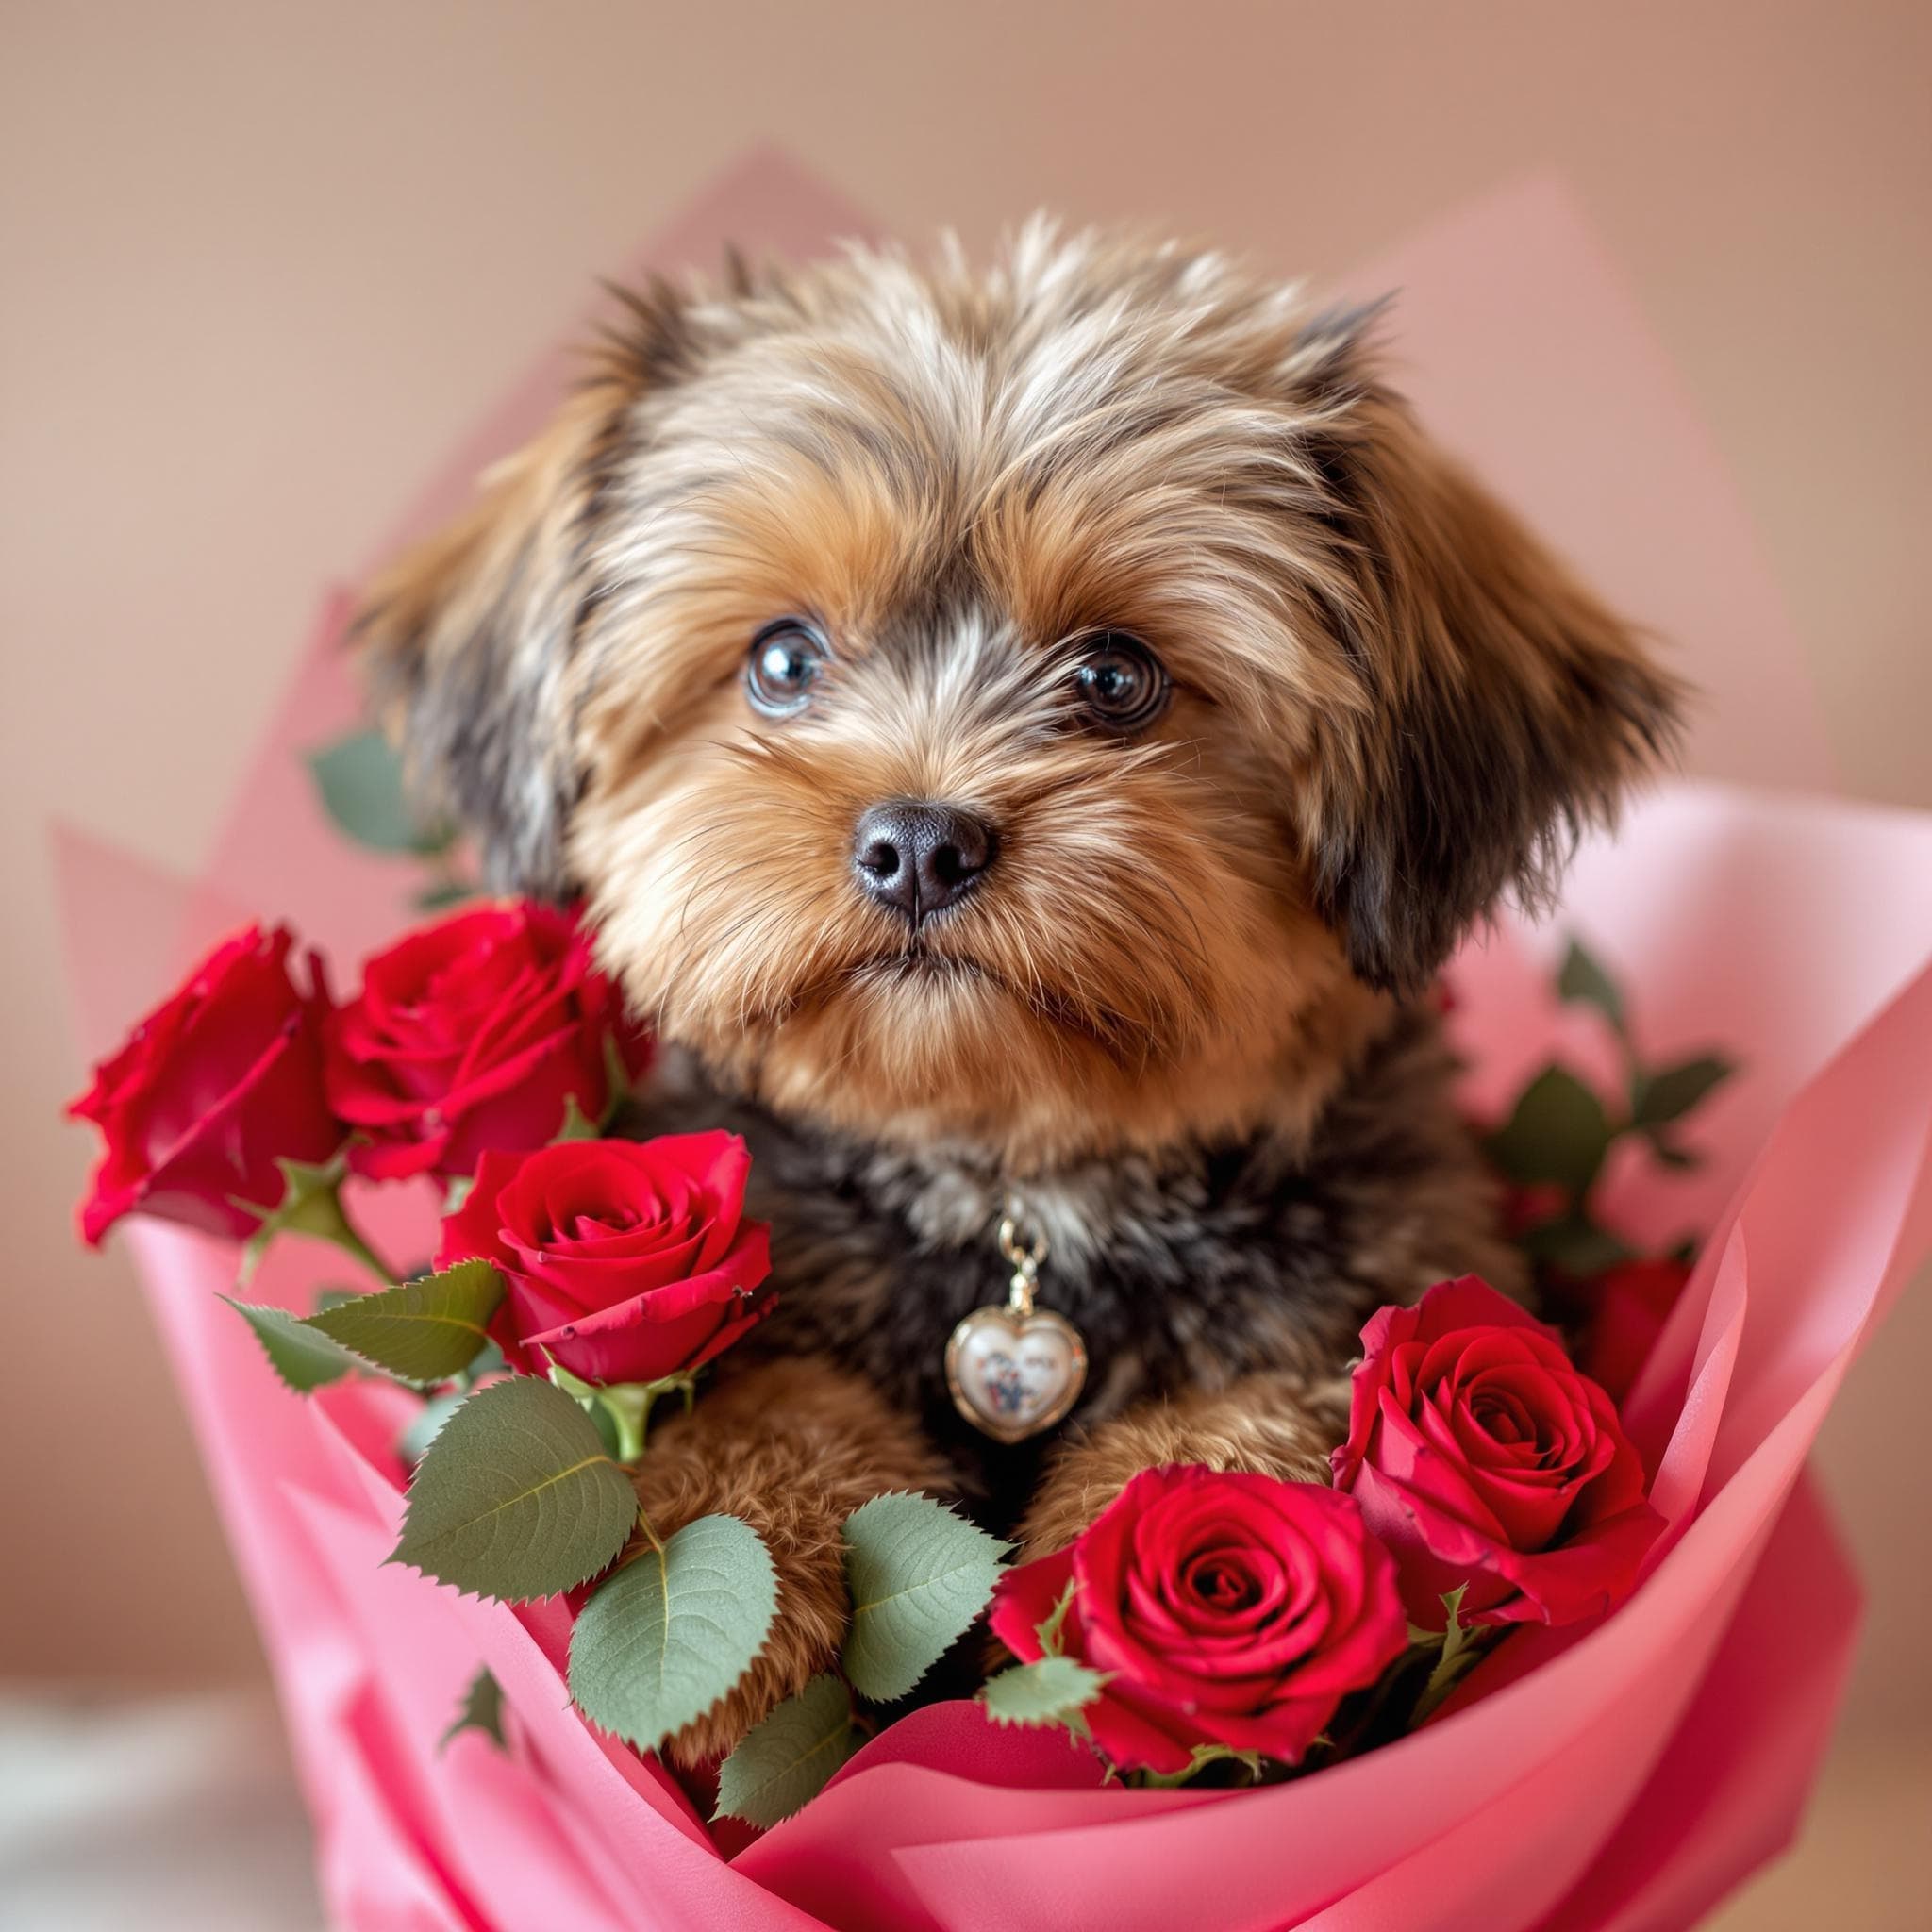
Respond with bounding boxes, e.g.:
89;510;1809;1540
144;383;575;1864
324;901;650;1181
990;1466;1407;1774
69;924;340;1246
436;1132;774;1385
1331;1275;1663;1630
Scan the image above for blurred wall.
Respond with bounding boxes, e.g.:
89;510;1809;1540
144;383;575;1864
3;0;1926;1778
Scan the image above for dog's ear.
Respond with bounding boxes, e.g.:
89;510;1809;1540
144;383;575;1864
1296;328;1686;995
353;278;703;895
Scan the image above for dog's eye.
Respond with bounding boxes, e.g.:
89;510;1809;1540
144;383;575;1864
1074;632;1170;733
745;621;828;716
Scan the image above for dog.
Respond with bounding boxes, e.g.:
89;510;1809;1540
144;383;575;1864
355;221;1682;1763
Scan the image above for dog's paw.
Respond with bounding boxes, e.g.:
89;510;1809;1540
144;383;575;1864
1016;1375;1344;1559
1012;1439;1134;1560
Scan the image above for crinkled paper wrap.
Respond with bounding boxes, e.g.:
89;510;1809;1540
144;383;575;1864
55;154;1932;1930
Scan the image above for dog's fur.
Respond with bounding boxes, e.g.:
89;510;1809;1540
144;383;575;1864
357;222;1682;1763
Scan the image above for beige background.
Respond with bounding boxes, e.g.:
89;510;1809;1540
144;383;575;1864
3;3;1928;1924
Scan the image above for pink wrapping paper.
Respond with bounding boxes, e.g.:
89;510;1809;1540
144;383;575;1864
54;154;1932;1929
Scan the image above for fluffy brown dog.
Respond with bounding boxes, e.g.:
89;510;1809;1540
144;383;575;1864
357;223;1682;1763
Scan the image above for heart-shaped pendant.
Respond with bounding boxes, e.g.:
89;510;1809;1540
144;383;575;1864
944;1303;1088;1444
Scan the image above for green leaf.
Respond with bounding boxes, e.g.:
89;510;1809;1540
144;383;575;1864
306;1260;505;1386
1519;1214;1635;1277
398;1390;467;1467
220;1295;355;1392
1631;1055;1736;1129
1556;939;1626;1038
438;1665;508;1754
441;1174;475;1215
554;1092;602;1144
308;727;455;857
390;1376;638;1602
1484;1065;1612;1197
841;1493;1012;1703
568;1514;778;1755
979;1655;1108;1730
714;1674;857;1826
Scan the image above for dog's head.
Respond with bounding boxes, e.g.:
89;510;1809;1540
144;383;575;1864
358;225;1682;1167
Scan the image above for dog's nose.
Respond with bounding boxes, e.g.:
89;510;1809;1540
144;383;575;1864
852;801;997;926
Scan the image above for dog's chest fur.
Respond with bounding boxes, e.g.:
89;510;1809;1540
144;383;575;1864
621;1006;1516;1529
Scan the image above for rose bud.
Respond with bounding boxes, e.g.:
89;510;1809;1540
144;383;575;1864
1331;1275;1664;1630
69;923;340;1245
324;901;652;1182
991;1466;1408;1774
436;1132;774;1387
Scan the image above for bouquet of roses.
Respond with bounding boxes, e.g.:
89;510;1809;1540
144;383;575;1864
71;881;1697;1819
62;782;1932;1932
